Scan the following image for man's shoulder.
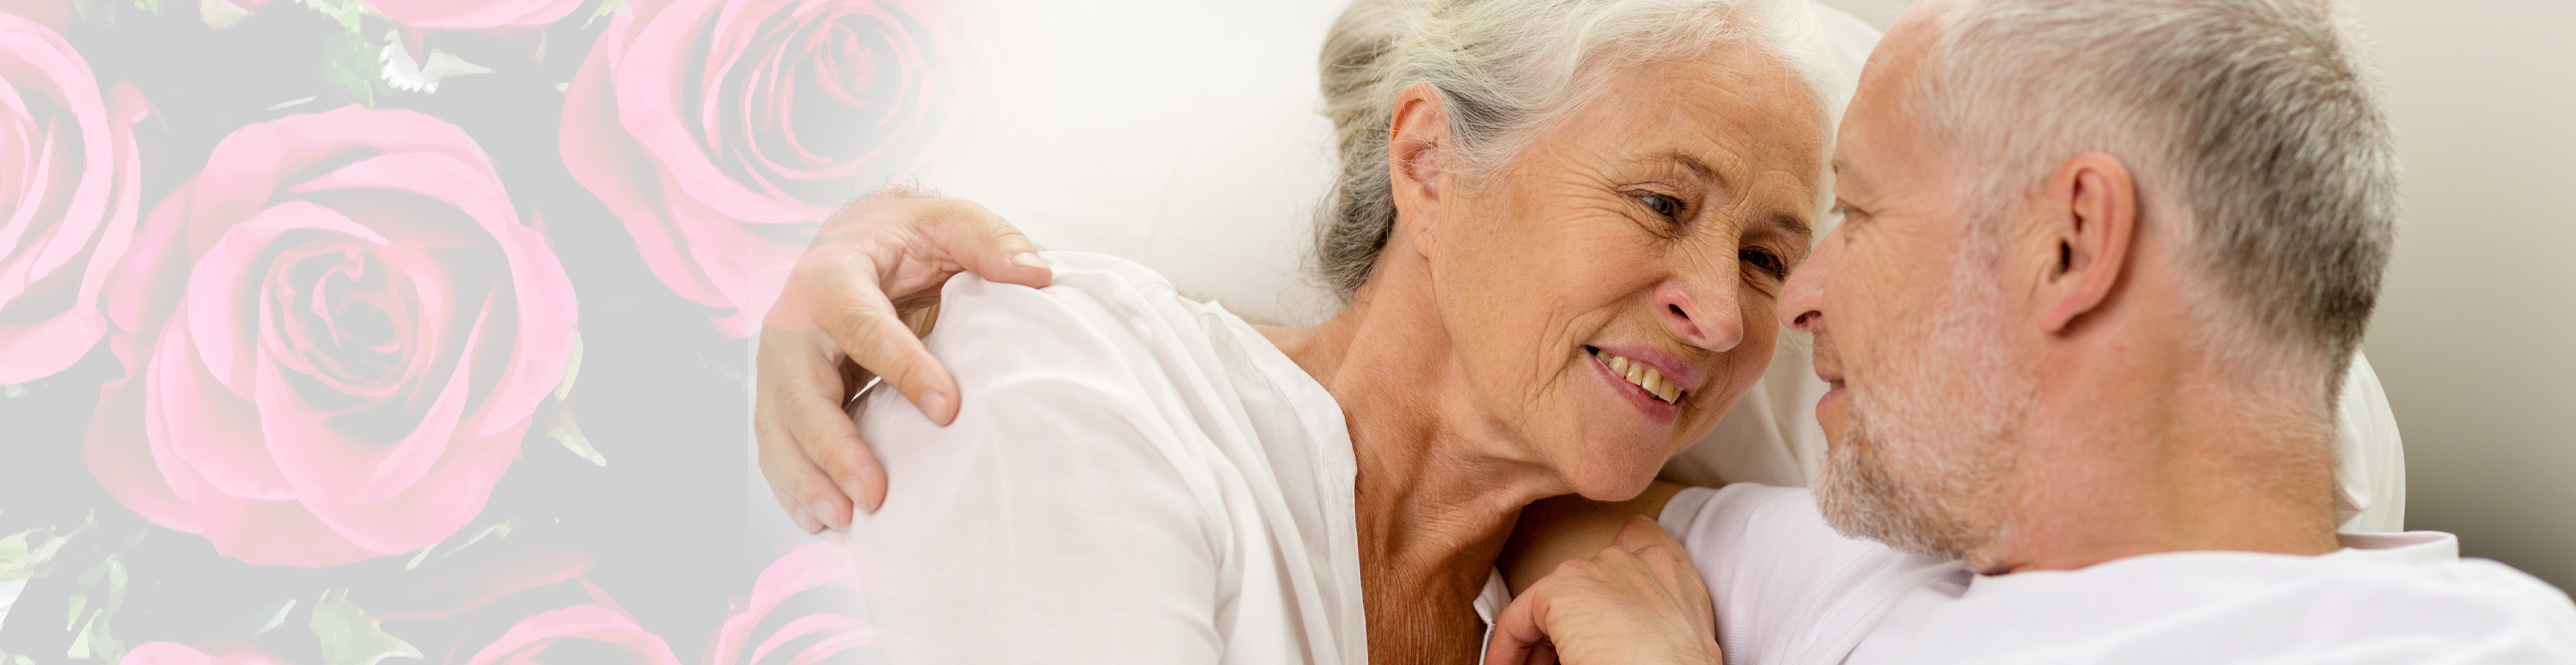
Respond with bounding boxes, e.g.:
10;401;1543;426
2059;531;2569;608
1663;484;1972;665
920;251;1257;393
931;251;1198;351
1862;537;2576;663
879;251;1327;469
854;251;1266;514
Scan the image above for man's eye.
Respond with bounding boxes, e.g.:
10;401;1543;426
1636;194;1681;219
1831;201;1867;225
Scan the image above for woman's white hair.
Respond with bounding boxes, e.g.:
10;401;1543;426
1311;0;1842;299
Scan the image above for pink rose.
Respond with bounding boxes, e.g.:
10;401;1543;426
0;12;148;383
705;542;874;665
0;0;73;32
121;641;290;665
363;0;582;30
203;0;582;32
84;105;577;568
465;605;685;665
562;0;962;337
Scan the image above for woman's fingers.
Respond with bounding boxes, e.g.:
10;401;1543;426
749;189;1052;528
1485;573;1564;665
1611;516;1716;622
754;328;876;522
790;372;888;517
920;198;1053;289
1488;528;1723;665
816;258;962;425
753;401;840;533
754;329;840;530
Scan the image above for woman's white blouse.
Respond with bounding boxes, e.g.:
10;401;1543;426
848;251;1369;664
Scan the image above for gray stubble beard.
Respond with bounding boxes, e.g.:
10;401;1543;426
1810;248;2028;562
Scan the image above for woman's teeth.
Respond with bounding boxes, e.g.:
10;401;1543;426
1594;348;1683;404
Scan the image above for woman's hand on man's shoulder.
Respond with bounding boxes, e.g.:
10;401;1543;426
754;188;1051;533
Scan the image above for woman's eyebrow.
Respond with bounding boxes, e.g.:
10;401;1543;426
1767;210;1813;237
1635;150;1726;189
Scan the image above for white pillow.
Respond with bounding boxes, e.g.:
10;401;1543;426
926;0;2405;532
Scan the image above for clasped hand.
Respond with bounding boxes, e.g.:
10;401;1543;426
1484;517;1725;665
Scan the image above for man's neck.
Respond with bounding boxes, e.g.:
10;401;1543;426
1972;333;2343;574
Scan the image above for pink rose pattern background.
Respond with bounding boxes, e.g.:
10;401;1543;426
564;0;959;337
0;0;949;661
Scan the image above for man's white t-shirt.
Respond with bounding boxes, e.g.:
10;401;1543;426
1660;484;2576;664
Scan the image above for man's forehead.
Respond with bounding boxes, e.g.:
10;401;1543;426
1836;24;1943;195
1829;126;1886;194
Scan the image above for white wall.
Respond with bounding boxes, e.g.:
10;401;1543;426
1818;0;2576;592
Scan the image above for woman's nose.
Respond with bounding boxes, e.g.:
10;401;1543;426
1655;275;1745;353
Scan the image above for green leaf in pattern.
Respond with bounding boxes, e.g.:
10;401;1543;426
319;30;379;107
310;589;423;665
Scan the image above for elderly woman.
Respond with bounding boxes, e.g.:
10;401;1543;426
781;0;1838;661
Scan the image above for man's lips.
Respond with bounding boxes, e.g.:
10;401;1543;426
1809;333;1845;389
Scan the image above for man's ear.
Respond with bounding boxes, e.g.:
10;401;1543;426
1387;83;1450;253
2035;152;2139;334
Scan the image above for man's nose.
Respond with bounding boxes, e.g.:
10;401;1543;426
1778;230;1836;332
1655;270;1745;353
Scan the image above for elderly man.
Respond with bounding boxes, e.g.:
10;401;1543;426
752;0;2576;661
1479;0;2576;662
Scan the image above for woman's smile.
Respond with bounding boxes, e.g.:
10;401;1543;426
1584;344;1697;425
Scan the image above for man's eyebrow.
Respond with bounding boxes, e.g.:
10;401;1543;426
1831;155;1870;194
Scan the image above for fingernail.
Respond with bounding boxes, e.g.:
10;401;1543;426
809;498;842;531
859;490;883;514
1009;252;1046;269
790;502;820;533
922;390;954;423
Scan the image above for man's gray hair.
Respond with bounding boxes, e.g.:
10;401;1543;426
1311;0;1842;299
1917;0;2400;400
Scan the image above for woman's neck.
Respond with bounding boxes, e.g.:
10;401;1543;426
1260;280;1567;664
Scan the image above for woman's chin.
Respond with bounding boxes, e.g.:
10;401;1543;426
1561;462;1665;503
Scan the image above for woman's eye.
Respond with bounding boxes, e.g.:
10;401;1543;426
1742;248;1789;278
1636;193;1681;219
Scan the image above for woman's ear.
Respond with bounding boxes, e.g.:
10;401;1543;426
1387;83;1450;253
2034;152;2140;334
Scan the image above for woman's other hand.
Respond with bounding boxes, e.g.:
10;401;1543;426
1484;517;1723;665
756;190;1051;533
